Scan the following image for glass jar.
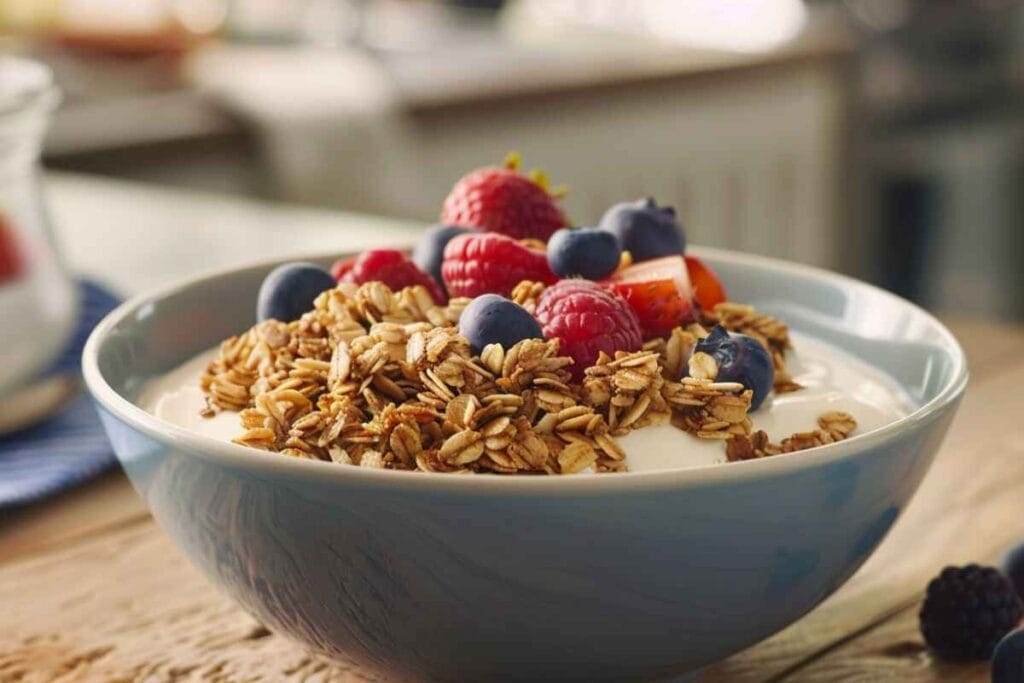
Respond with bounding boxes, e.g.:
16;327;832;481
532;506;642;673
0;57;76;391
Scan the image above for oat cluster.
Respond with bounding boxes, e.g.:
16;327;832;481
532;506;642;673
200;280;856;474
726;411;858;462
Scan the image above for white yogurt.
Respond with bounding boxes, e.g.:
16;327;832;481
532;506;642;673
619;334;913;471
137;333;914;473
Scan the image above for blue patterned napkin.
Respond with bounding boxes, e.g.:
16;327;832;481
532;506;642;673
0;281;122;508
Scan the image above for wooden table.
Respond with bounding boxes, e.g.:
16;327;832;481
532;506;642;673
3;176;1024;681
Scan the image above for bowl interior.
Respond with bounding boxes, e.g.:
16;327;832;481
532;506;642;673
89;247;966;480
705;250;963;406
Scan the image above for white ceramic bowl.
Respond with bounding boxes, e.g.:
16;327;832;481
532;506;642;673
83;248;967;682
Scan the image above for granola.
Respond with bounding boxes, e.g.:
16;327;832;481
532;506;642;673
199;281;854;475
725;411;858;462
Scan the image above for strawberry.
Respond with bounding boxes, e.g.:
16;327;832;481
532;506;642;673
340;249;447;304
0;215;24;284
534;280;642;380
441;232;558;299
603;255;695;338
440;154;567;242
685;255;727;312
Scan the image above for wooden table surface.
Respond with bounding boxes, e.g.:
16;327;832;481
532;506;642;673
3;176;1024;681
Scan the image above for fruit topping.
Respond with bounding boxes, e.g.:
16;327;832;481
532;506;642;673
413;224;472;295
685;254;727;312
919;564;1023;661
603;255;695;338
534;280;643;380
599;197;685;262
440;153;567;242
691;326;774;411
442;232;558;299
546;226;622;280
340;249;446;304
257;263;336;323
458;294;544;354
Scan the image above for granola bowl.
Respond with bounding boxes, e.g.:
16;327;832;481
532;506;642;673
84;247;967;682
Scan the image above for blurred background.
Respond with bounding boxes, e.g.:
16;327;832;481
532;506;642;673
2;0;1022;320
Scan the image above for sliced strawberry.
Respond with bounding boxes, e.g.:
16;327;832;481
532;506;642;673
603;255;695;338
685;254;727;312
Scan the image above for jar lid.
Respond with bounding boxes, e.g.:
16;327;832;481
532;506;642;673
0;57;58;119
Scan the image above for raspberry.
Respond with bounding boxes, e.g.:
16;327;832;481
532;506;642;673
440;155;567;242
534;280;643;380
441;233;558;299
919;564;1023;660
341;249;446;304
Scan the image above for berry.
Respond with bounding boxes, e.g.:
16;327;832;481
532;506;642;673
413;224;472;293
992;629;1024;683
458;294;543;354
440;155;567;242
534;280;642;380
0;215;24;284
546;227;621;280
1001;541;1024;604
603;255;695;338
685;254;727;312
257;263;336;323
919;564;1023;661
330;256;357;282
599;197;685;262
692;326;775;411
341;249;446;304
442;232;558;299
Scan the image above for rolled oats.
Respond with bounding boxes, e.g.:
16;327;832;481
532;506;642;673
202;279;847;474
510;280;546;313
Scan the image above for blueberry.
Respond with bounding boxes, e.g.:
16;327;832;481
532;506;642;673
459;294;543;354
992;629;1024;682
546;227;622;280
413;224;472;292
256;263;336;323
692;325;774;411
598;197;685;262
1001;542;1024;603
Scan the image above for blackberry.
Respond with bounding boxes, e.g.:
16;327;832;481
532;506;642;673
919;564;1023;660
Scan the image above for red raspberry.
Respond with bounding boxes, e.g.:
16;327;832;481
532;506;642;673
341;249;446;304
440;157;566;242
534;280;643;380
442;233;558;299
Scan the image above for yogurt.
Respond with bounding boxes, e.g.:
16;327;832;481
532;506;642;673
138;332;913;473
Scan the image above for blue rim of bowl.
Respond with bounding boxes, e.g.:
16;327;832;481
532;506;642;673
82;246;969;496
